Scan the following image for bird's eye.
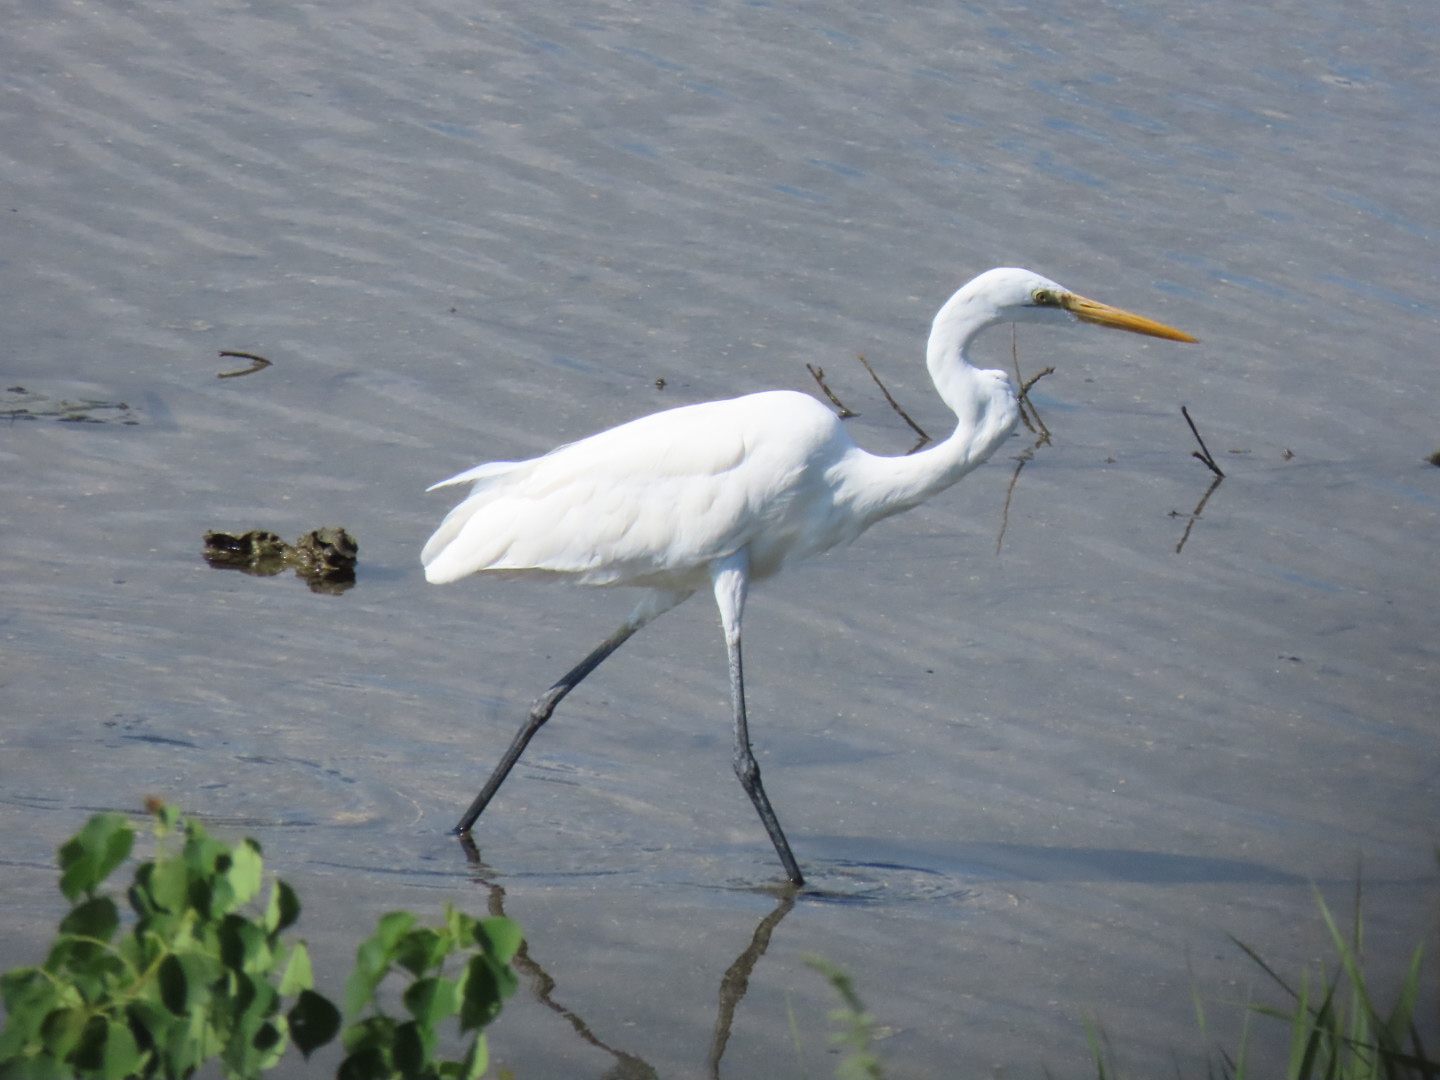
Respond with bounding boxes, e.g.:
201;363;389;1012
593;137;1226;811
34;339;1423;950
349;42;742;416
1031;289;1059;306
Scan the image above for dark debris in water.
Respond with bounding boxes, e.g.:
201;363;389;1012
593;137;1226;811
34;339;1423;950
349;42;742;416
203;527;358;594
3;386;139;425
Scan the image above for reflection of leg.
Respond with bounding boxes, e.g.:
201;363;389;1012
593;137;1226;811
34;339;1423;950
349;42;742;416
453;588;691;836
466;865;659;1078
708;891;798;1079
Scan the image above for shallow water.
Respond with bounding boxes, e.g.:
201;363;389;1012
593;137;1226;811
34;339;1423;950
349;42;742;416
3;0;1437;1075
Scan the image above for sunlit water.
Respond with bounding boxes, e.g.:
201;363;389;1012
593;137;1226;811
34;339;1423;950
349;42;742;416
3;0;1437;1075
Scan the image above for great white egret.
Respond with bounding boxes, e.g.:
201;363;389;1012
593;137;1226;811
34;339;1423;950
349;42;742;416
423;267;1196;885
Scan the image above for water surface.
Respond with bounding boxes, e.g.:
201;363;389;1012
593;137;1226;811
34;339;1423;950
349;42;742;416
2;0;1437;1074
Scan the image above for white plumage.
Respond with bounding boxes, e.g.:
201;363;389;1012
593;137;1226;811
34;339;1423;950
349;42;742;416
424;392;836;587
423;267;1195;885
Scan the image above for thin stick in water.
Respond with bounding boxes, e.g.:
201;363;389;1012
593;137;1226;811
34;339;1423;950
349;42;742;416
1010;328;1053;442
806;364;856;418
1181;405;1225;478
858;355;930;453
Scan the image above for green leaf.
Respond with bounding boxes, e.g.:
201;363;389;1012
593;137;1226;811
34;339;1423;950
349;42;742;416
337;1045;392;1080
148;800;181;833
404;975;459;1028
125;998;176;1058
287;989;341;1058
444;904;476;946
71;1013;112;1072
219;981;286;1080
188;874;219;921
0;998;38;1058
458;955;506;1033
219;913;272;976
145;852;190;914
460;1032;490;1080
342;966;379;1021
43;935;108;981
161;951;220;1020
264;880;301;937
37;1006;88;1060
0;967;46;1014
127;863;158;918
391;1020;432;1078
158;953;190;1016
0;970;84;1061
371;911;418;954
394;928;446;977
129;916;182;975
227;968;262;1021
341;1014;397;1056
58;896;120;945
41;940;128;1010
476;917;523;967
179;828;229;914
278;941;315;996
253;1019;283;1054
56;814;133;902
488;956;518;1004
0;1052;74;1079
345;913;417;1015
226;839;264;907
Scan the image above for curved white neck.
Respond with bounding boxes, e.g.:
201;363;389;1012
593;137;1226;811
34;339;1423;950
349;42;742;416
841;289;1021;522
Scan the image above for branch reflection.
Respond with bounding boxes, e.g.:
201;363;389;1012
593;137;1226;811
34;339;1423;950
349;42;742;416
1171;473;1224;554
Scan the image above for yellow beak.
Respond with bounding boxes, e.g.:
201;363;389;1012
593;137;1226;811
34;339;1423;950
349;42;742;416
1061;293;1198;343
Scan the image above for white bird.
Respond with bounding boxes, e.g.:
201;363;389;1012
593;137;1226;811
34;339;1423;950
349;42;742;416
423;267;1196;885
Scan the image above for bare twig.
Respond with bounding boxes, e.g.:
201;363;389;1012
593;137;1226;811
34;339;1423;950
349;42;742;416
1181;405;1225;478
806;364;857;418
1019;366;1056;399
1017;367;1055;442
858;355;930;453
995;443;1035;554
217;351;273;379
1010;328;1053;442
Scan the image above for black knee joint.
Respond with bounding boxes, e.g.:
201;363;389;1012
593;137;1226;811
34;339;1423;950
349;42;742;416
732;751;760;786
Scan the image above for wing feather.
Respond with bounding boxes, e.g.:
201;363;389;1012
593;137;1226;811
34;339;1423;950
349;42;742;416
421;391;844;586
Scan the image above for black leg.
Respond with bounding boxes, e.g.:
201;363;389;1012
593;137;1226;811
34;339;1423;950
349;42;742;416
725;633;805;885
711;555;804;885
453;621;639;835
452;588;692;836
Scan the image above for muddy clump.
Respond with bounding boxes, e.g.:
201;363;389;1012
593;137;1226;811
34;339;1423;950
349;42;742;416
203;527;357;594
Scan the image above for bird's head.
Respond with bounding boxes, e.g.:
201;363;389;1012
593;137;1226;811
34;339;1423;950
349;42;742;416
944;267;1197;343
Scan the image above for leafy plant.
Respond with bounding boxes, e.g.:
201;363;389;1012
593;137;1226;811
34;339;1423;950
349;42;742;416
338;906;520;1080
804;955;885;1080
0;802;519;1080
